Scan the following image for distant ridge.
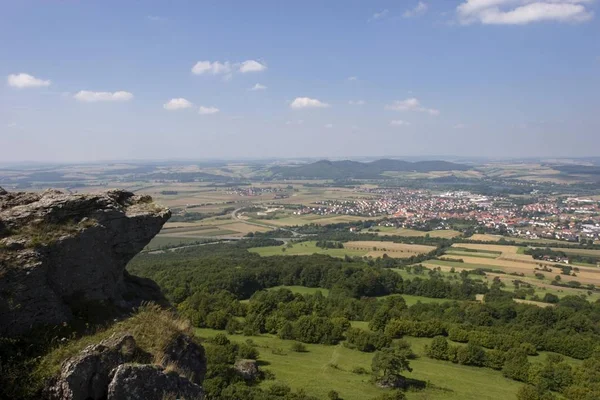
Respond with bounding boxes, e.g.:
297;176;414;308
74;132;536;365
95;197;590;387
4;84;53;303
271;158;470;179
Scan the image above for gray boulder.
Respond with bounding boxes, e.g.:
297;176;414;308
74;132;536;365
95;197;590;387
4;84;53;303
160;333;207;384
107;364;204;400
48;333;137;400
234;359;260;380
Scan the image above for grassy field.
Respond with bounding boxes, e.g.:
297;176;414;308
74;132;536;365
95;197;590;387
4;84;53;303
267;285;331;296
194;329;525;400
249;241;368;258
345;241;436;258
249;241;435;259
265;286;452;307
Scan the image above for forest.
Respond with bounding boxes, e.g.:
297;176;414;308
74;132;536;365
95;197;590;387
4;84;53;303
127;241;600;400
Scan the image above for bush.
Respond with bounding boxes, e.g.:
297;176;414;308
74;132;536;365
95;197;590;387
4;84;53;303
351;366;369;374
237;342;259;360
291;342;308;352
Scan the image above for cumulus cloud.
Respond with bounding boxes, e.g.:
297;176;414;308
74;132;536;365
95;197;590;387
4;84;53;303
385;98;439;115
198;106;220;115
7;73;51;88
250;83;267;91
73;90;133;102
390;120;411;126
239;60;267;73
369;9;389;22
457;0;594;25
349;100;366;105
290;97;330;109
191;61;232;75
191;60;267;77
404;2;429;18
164;98;193;110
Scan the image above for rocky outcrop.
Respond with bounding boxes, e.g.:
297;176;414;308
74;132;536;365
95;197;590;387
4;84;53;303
48;334;137;400
107;364;204;400
0;188;170;336
160;333;207;384
48;332;205;400
234;359;260;380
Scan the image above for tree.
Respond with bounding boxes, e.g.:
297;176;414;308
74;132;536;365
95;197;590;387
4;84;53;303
371;346;413;387
425;336;449;360
503;349;531;382
516;385;556;400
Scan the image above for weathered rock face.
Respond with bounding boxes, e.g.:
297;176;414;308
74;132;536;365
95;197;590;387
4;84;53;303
107;364;204;400
47;332;205;400
0;188;170;336
234;359;260;380
48;333;137;400
161;333;207;384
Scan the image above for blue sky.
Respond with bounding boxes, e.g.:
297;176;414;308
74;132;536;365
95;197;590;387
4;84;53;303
1;0;599;162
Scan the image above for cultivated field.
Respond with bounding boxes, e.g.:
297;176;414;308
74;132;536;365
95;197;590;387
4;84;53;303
345;241;435;258
249;241;435;259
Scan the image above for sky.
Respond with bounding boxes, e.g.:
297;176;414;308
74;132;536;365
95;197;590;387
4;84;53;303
1;0;599;162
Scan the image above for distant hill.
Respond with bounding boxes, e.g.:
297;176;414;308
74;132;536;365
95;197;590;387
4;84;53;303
271;159;470;179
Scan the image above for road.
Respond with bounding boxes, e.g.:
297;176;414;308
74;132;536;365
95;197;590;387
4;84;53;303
231;207;304;237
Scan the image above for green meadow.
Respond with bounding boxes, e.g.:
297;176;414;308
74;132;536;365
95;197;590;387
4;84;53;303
248;241;368;258
195;328;525;400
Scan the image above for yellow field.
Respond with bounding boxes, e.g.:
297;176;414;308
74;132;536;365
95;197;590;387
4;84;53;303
549;248;600;257
469;234;505;242
225;222;271;235
444;244;600;286
345;241;435;257
451;243;520;254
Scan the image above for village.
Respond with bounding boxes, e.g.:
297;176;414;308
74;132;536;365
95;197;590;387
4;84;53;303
293;188;600;243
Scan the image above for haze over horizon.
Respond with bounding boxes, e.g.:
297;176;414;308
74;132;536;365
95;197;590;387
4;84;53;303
2;0;599;162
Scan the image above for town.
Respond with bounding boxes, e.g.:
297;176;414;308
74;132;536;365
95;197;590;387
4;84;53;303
294;188;600;243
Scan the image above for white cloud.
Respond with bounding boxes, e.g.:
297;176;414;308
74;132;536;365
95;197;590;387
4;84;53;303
198;106;220;115
390;120;411;126
250;83;267;91
7;122;18;128
404;2;429;18
163;98;193;110
385;98;439;115
369;9;389;22
347;76;358;81
324;123;334;129
457;0;594;25
7;73;51;88
239;60;267;73
349;100;366;105
73;90;133;102
191;61;232;75
285;120;304;125
290;97;330;109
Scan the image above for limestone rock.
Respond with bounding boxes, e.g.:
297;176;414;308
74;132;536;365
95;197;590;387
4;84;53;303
48;333;137;400
234;359;260;380
0;189;170;336
160;333;207;384
107;364;204;400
